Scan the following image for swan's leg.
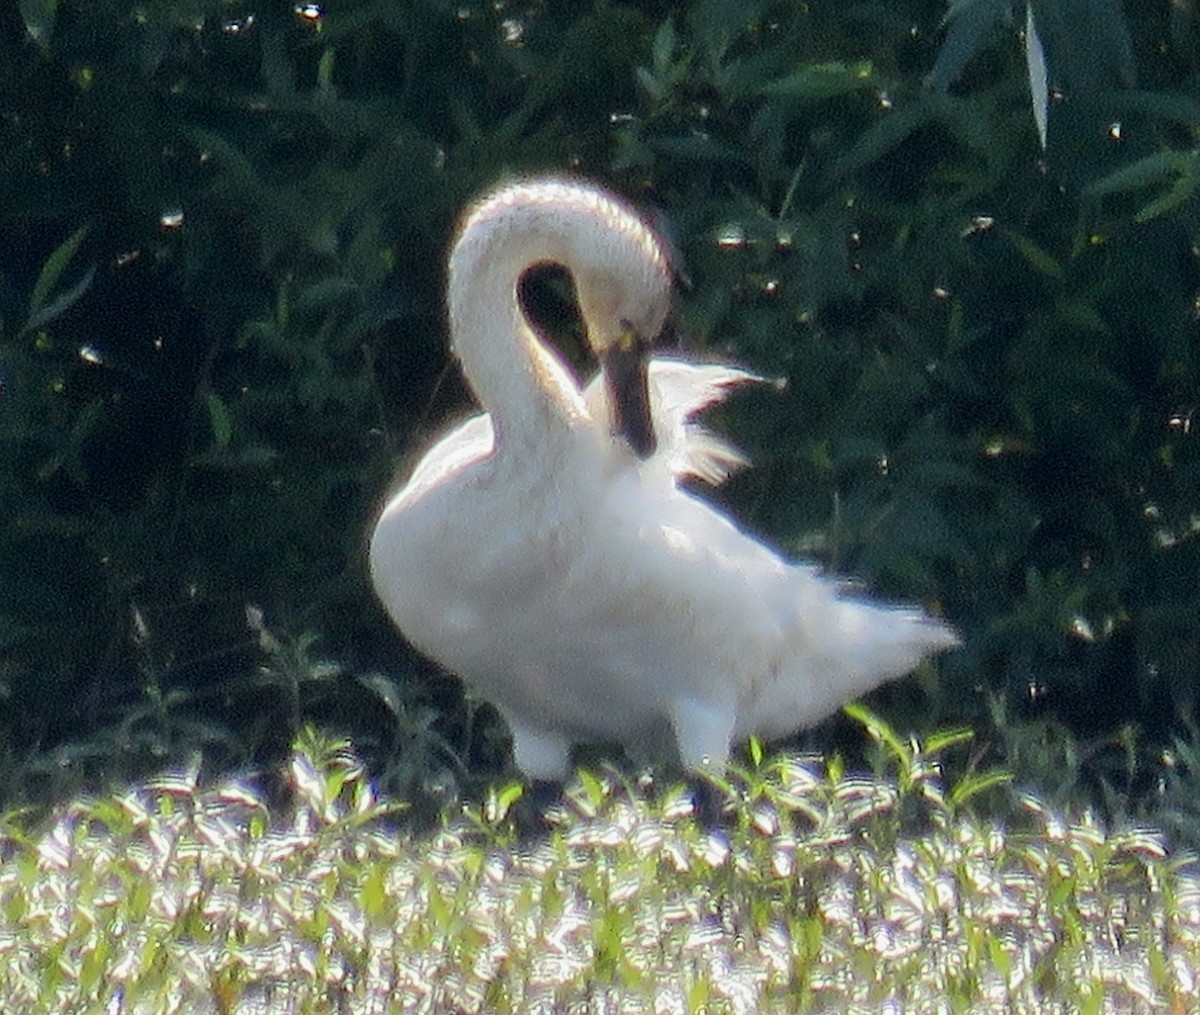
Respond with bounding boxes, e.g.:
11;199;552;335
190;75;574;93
669;697;736;774
504;715;573;782
500;716;572;837
669;697;737;826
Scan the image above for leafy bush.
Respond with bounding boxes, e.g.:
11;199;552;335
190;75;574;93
0;0;1197;830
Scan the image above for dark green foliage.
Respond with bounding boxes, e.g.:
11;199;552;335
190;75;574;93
0;0;1197;829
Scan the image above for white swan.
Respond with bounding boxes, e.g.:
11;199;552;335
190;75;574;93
370;177;959;781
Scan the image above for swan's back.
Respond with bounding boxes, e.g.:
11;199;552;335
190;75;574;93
588;453;958;753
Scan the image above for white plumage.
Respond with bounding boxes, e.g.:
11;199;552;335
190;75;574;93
370;177;958;780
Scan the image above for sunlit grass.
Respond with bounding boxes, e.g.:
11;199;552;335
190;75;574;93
1;720;1197;1014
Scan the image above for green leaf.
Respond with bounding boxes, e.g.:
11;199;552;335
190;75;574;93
635;65;666;102
1109;90;1200;128
651;17;677;75
747;735;764;768
359;866;388;920
24;266;95;333
577;767;606;809
827;752;844;784
1133;173;1200;222
1080;980;1104;1015
19;0;57;51
1083;150;1193;199
924;727;975;755
26;225;88;330
1083;150;1200;221
356;672;403;719
1030;0;1134;94
687;0;767;64
831;95;948;177
206;392;234;448
844;703;913;775
949;769;1014;809
1001;227;1063;278
316;48;336;96
760;61;877;100
1026;5;1048;148
987;930;1013;980
180;126;261;190
929;0;1012;92
296;277;359;312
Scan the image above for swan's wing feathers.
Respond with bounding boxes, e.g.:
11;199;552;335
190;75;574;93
648;358;765;484
583;356;765;484
645;358;764;416
675;420;750;485
394;413;494;508
597;474;959;752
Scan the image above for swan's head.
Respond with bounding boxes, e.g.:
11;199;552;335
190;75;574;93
594;326;657;458
555;185;672;460
571;259;668;459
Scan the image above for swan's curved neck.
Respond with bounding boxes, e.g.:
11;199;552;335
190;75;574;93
448;214;585;454
446;180;669;457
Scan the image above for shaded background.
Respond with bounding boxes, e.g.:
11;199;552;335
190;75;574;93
1;0;1198;836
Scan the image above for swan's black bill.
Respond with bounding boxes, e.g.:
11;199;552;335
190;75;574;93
600;333;656;459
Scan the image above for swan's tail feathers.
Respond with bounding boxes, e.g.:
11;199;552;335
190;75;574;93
826;600;960;710
647;358;768;485
751;596;960;740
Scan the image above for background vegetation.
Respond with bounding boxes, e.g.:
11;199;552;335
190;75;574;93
1;0;1198;839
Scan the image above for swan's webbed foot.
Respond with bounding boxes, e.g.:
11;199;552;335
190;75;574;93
526;777;565;820
686;773;733;829
512;778;564;840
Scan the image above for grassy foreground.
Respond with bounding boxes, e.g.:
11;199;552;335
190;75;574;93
1;722;1197;1014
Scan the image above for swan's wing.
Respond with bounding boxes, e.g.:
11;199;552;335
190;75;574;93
390;412;494;509
583;356;764;485
570;461;959;764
